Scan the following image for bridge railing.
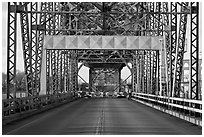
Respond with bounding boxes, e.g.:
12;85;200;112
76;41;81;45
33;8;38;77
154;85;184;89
132;93;202;119
2;93;78;118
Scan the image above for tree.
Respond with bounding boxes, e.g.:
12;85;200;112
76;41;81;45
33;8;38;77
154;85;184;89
15;70;26;92
2;72;7;94
79;83;89;92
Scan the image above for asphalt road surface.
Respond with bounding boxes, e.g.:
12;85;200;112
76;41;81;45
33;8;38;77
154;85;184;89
2;98;202;135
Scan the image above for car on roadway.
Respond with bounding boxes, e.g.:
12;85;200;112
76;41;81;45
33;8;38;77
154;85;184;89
84;92;92;98
117;92;126;98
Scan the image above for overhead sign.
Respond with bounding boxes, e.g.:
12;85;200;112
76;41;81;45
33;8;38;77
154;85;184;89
44;35;163;50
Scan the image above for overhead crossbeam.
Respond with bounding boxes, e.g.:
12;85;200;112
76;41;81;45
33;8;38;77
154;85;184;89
44;35;163;50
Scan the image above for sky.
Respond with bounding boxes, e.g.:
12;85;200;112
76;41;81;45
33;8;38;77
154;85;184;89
1;2;25;73
1;2;203;83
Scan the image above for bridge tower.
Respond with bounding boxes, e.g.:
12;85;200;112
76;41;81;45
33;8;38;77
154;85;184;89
6;2;200;101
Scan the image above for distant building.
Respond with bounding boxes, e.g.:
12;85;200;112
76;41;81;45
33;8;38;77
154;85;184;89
181;58;202;99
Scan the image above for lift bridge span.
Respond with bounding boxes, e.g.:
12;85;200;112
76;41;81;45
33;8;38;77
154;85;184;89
2;2;202;135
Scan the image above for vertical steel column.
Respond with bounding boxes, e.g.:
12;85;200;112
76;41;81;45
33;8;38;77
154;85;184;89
71;51;78;93
172;2;189;97
150;50;153;94
148;2;155;36
143;51;147;94
62;50;66;93
149;51;152;94
30;2;38;95
190;2;199;100
141;51;145;93
155;2;163;36
47;2;53;35
138;51;143;93
159;40;166;96
66;52;70;92
20;2;33;96
89;68;93;93
51;50;57;94
162;2;171;96
64;51;68;92
132;51;137;93
53;2;60;35
59;2;67;35
155;2;163;95
36;2;49;95
55;50;61;93
157;50;160;95
151;51;157;95
170;2;177;97
46;50;50;94
60;51;63;93
7;2;17;99
146;51;151;94
118;68;122;93
68;52;72;92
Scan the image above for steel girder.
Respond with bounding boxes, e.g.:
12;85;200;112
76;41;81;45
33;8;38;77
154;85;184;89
172;2;189;97
132;51;137;93
190;2;200;100
143;51;148;94
136;51;141;93
34;3;48;95
162;2;171;97
65;52;70;92
61;50;65;93
19;2;33;96
70;51;78;93
135;50;158;95
118;68;122;92
170;2;178;97
148;2;155;36
7;2;17;99
19;2;47;96
143;3;162;95
6;2;200;101
155;2;163;36
147;51;153;94
46;50;50;94
150;51;158;95
68;52;72;92
89;68;93;93
18;2;185;35
30;2;39;96
55;51;59;93
51;50;57;94
47;50;72;94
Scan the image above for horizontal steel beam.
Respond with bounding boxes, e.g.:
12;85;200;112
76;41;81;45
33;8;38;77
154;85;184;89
17;10;191;15
44;35;163;50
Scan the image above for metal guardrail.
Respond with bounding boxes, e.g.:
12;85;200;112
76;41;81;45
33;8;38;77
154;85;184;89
132;93;202;116
2;93;78;117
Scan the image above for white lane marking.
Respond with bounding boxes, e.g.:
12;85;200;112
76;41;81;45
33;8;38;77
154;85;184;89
95;99;105;135
95;115;101;135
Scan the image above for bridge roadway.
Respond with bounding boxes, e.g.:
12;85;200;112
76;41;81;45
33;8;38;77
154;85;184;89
3;98;201;135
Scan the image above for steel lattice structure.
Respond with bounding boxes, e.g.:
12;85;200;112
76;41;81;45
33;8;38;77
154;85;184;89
6;2;200;102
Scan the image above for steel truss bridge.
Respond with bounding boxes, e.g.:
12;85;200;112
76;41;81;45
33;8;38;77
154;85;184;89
3;2;202;134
